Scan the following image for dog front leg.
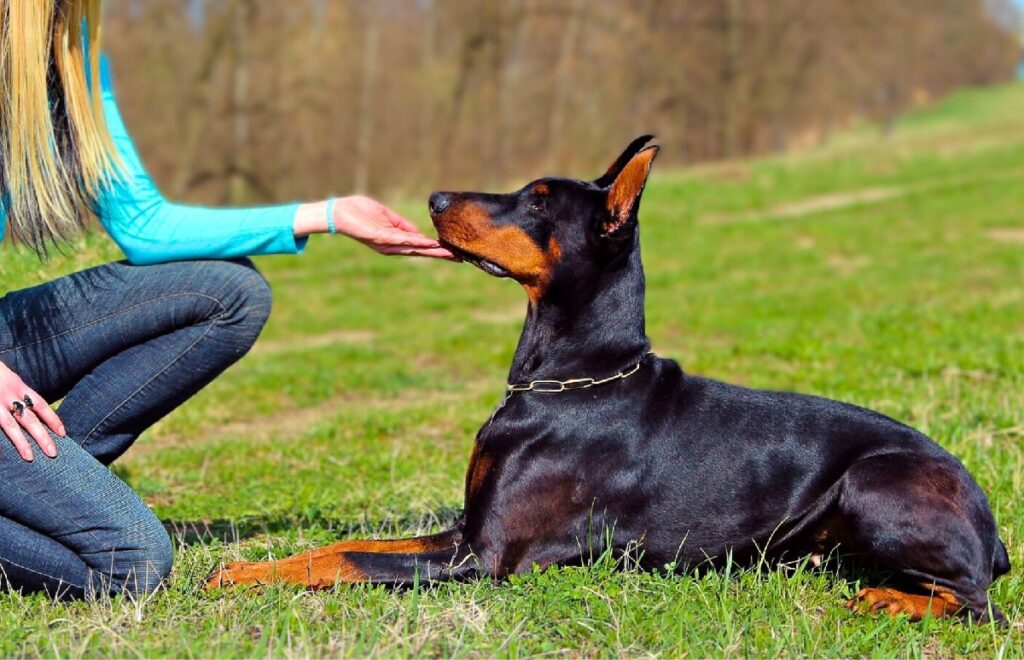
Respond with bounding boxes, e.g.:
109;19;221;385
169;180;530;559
206;527;468;589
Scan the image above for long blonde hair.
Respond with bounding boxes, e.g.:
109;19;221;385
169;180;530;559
1;0;119;255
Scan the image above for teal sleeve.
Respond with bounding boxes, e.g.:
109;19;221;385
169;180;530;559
96;56;308;265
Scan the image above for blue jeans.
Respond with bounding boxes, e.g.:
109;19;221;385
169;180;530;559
0;259;271;599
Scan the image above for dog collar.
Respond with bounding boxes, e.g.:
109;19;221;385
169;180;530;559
505;351;653;395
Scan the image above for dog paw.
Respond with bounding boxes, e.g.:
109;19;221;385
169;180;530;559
205;562;265;590
846;587;958;621
204;567;235;590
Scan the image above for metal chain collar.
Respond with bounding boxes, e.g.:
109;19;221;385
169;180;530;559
486;352;653;428
505;351;653;395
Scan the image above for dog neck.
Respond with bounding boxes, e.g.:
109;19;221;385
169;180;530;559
508;239;650;383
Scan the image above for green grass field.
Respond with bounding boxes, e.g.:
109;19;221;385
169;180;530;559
1;84;1023;657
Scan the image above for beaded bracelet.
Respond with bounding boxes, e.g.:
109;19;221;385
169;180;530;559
326;198;338;234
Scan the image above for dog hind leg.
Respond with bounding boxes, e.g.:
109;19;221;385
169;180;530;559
839;453;1006;624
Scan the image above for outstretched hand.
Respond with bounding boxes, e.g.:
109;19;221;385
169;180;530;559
331;196;456;260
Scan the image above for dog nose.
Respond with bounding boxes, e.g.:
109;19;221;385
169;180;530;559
429;192;450;215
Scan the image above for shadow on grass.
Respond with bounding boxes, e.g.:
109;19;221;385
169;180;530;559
163;506;464;547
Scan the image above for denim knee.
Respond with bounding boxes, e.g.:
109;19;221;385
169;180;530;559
122;524;174;596
85;509;174;597
209;259;273;345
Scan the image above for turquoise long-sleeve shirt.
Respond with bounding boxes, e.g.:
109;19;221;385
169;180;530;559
1;55;308;265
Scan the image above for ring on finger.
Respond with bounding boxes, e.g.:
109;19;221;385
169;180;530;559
10;401;24;417
22;395;34;409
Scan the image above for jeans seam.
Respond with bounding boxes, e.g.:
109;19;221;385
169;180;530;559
0;552;89;590
8;468;166;571
80;314;225;448
0;292;228;357
4;452;137;557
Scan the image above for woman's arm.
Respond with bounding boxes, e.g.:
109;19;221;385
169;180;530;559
96;56;450;265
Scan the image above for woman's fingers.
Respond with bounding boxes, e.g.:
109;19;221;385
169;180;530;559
357;196;420;233
413;247;460;260
0;364;58;459
0;410;34;461
17;408;57;459
25;388;64;438
370;228;444;249
379;246;459;259
383;209;423;235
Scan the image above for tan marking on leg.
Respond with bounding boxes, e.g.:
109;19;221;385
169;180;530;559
466;444;495;499
846;586;962;621
206;536;454;590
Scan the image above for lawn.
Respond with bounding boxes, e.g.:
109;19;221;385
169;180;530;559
1;83;1023;657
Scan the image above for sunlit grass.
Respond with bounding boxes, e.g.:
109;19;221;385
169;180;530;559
0;83;1022;657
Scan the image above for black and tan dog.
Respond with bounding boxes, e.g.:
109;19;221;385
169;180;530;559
208;137;1009;623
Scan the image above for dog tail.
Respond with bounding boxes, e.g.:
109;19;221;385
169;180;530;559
993;537;1011;580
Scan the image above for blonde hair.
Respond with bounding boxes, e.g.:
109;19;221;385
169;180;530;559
1;0;119;255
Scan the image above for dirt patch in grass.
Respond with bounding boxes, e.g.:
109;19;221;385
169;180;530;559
701;187;904;225
764;188;901;219
701;167;1024;226
470;305;525;324
253;329;377;355
132;378;493;461
987;228;1024;244
826;253;872;276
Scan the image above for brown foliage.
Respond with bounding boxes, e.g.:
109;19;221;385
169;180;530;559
103;0;1020;204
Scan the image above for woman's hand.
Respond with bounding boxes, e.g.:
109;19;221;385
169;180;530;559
294;196;457;259
0;361;62;461
333;196;457;258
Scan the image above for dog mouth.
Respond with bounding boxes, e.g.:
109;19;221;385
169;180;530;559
439;240;510;278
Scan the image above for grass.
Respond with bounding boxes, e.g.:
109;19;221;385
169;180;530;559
1;83;1023;656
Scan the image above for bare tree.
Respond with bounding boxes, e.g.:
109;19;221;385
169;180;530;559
353;6;379;194
102;0;1021;203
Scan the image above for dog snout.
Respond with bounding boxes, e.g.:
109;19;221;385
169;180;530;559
429;192;451;215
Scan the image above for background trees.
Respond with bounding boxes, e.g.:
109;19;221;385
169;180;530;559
103;0;1021;204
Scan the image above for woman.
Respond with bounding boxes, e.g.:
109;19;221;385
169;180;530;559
0;1;453;599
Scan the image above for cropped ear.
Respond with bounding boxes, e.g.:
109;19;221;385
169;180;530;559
602;144;659;237
593;135;655;188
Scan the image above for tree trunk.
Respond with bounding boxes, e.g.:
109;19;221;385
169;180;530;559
171;8;233;198
227;0;252;205
548;0;586;171
354;11;379;194
721;0;742;159
497;0;528;182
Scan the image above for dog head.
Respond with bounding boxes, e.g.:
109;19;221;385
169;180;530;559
429;136;659;302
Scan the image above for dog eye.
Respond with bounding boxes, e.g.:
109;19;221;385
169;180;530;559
530;198;546;213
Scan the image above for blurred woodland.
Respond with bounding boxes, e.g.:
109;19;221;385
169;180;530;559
103;0;1023;204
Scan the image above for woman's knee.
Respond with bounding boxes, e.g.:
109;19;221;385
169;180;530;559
210;259;273;341
130;532;174;593
113;535;173;596
166;258;272;345
227;258;272;320
127;521;174;595
84;505;174;596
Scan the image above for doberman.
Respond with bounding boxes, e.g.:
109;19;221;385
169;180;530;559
208;137;1010;624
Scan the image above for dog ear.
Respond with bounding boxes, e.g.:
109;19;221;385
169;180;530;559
593;135;655;188
601;144;659;238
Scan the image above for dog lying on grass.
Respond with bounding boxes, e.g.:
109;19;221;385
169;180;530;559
208;137;1009;624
